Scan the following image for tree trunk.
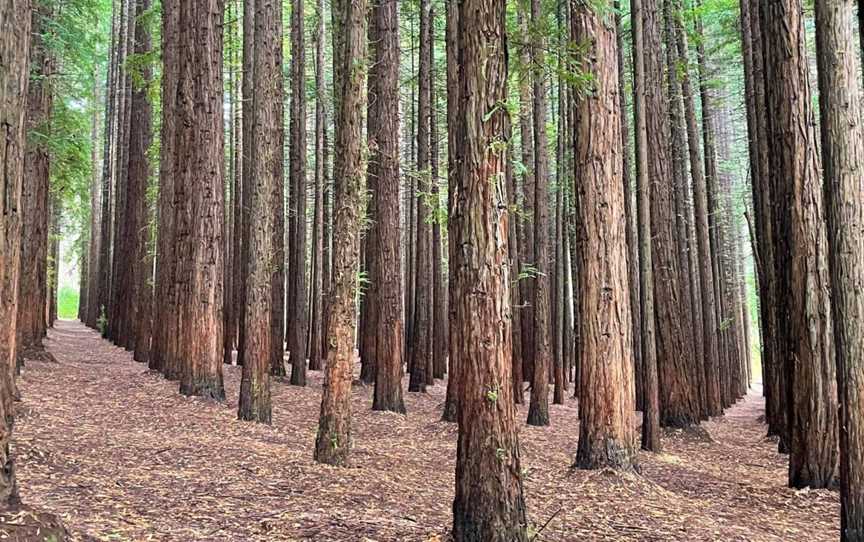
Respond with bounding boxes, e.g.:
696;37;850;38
815;0;864;533
527;0;551;427
571;0;637;470
518;8;536;385
239;0;282;424
288;0;308;384
151;0;180;377
0;0;32;507
450;2;529;538
632;0;660;452
174;0;226;401
762;0;838;486
369;0;405;414
441;0;460;423
18;3;53;352
309;0;326;372
314;0;366;466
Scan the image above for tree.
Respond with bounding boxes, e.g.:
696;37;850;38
174;0;226;400
308;0;326;372
314;0;366;466
571;0;637;471
0;0;32;506
151;0;179;377
440;0;459;423
450;1;528;539
287;0;307;384
632;0;660;451
762;0;838;488
408;0;433;393
18;2;53;353
526;0;550;428
129;0;154;364
814;0;864;533
238;0;283;424
369;0;405;414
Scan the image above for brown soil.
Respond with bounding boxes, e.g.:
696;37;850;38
13;320;839;541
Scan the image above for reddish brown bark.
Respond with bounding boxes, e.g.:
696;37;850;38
450;1;529;538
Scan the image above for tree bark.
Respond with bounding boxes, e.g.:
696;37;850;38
762;0;838;486
309;0;326;372
0;0;32;507
815;0;864;533
314;0;366;466
450;1;529;538
174;0;226;401
632;0;660;452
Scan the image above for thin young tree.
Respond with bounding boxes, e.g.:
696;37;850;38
450;0;528;538
814;0;864;533
309;0;326;372
632;0;660;451
288;0;308;384
762;0;838;487
526;0;551;427
314;0;367;466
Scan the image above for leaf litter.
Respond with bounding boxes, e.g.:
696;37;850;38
10;321;839;541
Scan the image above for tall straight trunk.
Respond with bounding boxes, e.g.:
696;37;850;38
288;0;308;384
615;0;642;412
553;63;566;406
430;12;447;383
151;0;180;377
18;3;52;351
507;134;524;403
0;0;31;505
664;0;701;423
762;0;838;487
641;0;697;429
109;0;135;346
224;0;243;367
450;1;529;539
85;65;102;328
129;0;154;363
695;6;725;419
518;8;536;385
309;0;326;372
441;0;460;422
239;0;282;424
675;4;721;418
315;0;367;466
174;0;227;400
527;0;551;427
236;0;254;370
572;0;637;470
408;0;433;393
369;0;405;413
632;0;660;452
815;0;864;534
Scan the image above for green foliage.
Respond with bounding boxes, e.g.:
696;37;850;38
57;286;80;320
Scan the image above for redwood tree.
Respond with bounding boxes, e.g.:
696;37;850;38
572;0;637;471
815;0;864;532
314;0;367;466
450;1;528;539
174;0;226;400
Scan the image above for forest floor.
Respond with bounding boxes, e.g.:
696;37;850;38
11;320;839;541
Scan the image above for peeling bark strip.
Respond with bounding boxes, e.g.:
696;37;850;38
450;0;528;540
173;0;226;401
315;0;366;467
761;0;838;489
571;0;637;471
814;0;864;536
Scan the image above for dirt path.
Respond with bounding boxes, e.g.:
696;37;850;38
13;320;838;541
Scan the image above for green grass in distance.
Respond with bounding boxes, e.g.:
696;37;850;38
57;286;79;320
